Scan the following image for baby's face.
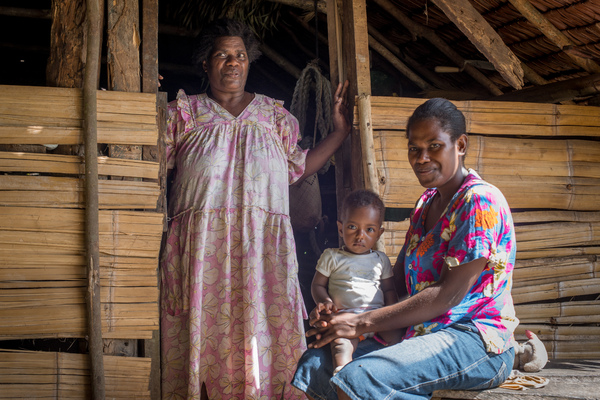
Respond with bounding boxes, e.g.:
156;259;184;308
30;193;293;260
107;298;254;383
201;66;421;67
337;206;384;255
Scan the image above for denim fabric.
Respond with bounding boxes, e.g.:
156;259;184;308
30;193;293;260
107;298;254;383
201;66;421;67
291;322;514;400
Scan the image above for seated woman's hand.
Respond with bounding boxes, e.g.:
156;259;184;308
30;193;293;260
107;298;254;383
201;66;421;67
309;301;338;328
306;311;361;349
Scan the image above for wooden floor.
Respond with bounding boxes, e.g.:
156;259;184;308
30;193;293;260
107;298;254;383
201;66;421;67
432;360;600;400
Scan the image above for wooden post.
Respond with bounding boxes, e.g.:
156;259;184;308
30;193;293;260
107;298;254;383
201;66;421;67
141;0;162;398
326;0;349;224
103;0;140;361
83;0;105;397
106;0;143;172
357;94;385;252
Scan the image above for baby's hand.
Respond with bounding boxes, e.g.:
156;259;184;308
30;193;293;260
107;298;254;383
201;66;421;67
310;301;338;327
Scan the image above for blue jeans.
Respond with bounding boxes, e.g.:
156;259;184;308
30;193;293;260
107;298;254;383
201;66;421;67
291;322;514;400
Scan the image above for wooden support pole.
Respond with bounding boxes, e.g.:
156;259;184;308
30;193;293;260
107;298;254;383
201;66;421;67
358;94;377;192
368;26;451;90
83;0;105;398
358;94;385;252
371;0;503;96
259;43;302;79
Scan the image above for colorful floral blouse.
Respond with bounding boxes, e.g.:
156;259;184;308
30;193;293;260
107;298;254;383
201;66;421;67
398;170;519;354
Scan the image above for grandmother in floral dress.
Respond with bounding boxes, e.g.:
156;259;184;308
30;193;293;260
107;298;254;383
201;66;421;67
160;18;350;400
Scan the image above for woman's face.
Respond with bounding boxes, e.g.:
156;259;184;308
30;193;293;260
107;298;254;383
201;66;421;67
407;118;467;193
203;36;249;95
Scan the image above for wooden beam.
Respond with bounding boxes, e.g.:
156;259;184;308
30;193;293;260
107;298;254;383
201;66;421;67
507;0;600;74
259;44;302;79
368;34;431;91
372;0;503;96
432;0;524;89
492;73;600;103
268;0;327;13
368;26;452;90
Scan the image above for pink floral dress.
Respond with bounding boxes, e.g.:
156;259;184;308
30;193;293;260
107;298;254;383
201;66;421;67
160;90;308;399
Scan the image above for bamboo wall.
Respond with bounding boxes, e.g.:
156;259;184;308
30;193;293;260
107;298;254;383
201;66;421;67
356;96;600;360
0;85;163;398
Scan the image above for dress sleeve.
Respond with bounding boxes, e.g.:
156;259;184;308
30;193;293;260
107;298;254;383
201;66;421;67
165;89;194;170
274;100;309;184
442;184;511;268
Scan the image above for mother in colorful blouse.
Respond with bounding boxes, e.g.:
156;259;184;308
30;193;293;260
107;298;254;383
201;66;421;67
160;18;350;400
292;97;519;399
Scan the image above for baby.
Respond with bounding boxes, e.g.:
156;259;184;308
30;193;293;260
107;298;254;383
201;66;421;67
310;189;402;375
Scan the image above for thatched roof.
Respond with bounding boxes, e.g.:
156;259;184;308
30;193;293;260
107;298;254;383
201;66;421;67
1;0;600;105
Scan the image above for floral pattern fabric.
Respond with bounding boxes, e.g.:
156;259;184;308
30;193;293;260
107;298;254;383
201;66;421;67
398;170;519;354
160;90;308;399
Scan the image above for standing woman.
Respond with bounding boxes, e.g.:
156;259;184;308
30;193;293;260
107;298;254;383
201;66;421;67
292;98;518;399
160;19;350;399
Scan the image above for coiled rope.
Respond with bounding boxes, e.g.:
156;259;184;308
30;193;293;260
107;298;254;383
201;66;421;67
290;60;333;150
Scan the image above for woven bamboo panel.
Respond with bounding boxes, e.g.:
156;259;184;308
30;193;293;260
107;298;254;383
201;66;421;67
374;130;600;209
354;96;600;135
0;85;157;146
0;208;161;339
0;349;151;399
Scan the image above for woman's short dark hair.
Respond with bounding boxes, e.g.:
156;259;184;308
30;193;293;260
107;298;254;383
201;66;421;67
406;98;466;143
340;189;385;225
192;18;261;76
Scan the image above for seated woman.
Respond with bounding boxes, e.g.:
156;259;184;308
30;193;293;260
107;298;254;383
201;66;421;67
292;97;519;400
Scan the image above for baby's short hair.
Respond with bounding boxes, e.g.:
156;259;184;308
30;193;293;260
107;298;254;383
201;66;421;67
340;189;385;225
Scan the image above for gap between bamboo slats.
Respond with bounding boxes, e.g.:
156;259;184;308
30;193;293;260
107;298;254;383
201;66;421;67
512;277;600;304
0;175;160;209
353;96;600;135
515;300;600;322
516;324;600;342
515;222;600;251
514;255;599;286
0;349;151;399
0;152;159;180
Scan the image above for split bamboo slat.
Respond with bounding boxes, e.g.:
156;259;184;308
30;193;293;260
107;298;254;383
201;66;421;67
0;175;160;209
0;152;159;180
0;85;157;146
0;349;151;399
366;96;600;360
